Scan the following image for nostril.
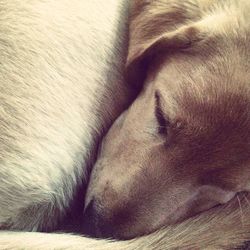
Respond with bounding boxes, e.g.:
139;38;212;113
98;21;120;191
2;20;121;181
84;200;95;217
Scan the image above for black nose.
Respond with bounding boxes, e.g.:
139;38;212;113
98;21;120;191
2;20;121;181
82;200;114;239
82;200;98;237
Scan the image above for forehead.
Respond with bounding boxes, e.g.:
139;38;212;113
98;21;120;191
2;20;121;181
180;87;249;126
156;66;249;131
152;44;250;109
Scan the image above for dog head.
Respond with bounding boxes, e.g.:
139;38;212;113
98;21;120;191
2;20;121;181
84;0;250;239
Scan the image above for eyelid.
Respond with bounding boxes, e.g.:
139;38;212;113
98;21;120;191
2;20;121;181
155;91;169;134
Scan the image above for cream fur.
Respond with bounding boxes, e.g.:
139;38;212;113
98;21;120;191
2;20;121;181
0;0;132;231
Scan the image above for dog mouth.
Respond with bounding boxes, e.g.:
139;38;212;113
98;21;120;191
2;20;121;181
82;198;152;239
81;185;240;240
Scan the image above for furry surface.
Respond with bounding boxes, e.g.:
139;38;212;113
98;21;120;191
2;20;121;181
0;0;133;231
1;0;250;249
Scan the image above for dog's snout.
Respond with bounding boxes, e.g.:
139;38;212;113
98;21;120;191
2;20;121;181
82;200;114;239
84;200;95;220
82;200;98;237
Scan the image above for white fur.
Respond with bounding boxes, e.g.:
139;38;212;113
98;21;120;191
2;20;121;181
0;0;131;231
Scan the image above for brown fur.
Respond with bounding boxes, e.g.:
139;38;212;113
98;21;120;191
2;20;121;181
84;0;250;240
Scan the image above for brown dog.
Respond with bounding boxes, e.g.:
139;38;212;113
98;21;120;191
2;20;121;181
84;0;250;239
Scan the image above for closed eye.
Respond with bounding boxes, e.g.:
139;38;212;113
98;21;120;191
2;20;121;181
155;91;169;135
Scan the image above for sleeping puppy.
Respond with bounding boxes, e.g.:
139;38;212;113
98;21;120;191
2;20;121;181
1;1;250;249
84;0;250;239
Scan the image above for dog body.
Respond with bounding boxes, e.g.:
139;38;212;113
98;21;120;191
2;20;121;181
1;0;250;249
0;0;133;231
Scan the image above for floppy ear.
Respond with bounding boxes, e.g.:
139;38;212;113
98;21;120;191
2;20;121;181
125;0;212;87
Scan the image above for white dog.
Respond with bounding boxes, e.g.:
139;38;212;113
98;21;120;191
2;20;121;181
1;0;250;249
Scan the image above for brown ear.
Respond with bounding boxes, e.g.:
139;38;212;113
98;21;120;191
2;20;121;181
126;0;207;87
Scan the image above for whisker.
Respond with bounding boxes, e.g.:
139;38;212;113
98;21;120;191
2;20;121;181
237;195;244;227
243;193;250;208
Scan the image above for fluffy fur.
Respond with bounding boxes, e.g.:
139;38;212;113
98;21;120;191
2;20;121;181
1;0;250;249
0;0;133;231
